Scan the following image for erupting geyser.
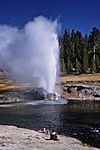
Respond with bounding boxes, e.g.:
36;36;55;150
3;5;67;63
0;16;59;93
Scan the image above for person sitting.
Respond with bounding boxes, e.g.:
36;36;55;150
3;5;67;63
43;127;46;133
43;127;50;134
50;130;58;140
46;129;50;134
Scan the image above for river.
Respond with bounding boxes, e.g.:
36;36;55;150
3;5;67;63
0;100;100;148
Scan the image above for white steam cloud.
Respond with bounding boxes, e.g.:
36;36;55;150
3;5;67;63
0;16;59;93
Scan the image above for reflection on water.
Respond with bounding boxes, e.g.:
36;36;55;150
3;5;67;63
0;100;100;148
18;99;68;105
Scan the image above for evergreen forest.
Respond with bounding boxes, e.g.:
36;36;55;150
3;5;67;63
59;27;100;74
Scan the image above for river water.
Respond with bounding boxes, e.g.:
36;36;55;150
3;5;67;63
0;100;100;148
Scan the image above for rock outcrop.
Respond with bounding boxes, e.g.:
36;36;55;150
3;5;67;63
0;125;99;150
0;87;47;104
62;83;100;100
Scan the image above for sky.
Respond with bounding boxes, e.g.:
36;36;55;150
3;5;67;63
0;0;99;35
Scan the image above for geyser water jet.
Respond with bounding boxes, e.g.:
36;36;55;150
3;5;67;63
0;16;59;93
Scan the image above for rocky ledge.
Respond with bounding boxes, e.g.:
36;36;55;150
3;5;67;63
0;88;61;104
0;125;99;150
0;88;47;104
62;83;100;100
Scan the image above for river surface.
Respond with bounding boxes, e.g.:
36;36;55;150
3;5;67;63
0;100;100;148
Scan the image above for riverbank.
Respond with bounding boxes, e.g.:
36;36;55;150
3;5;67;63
0;125;99;150
60;74;100;100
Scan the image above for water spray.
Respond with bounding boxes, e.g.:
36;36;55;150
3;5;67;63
0;16;60;95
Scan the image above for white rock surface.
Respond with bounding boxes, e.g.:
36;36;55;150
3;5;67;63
0;125;99;150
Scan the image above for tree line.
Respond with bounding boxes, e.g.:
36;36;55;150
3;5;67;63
59;27;100;74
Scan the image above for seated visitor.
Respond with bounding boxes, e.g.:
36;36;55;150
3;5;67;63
50;130;58;140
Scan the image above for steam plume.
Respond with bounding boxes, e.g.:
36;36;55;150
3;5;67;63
0;16;59;93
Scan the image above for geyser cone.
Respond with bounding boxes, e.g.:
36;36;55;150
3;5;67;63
0;16;59;93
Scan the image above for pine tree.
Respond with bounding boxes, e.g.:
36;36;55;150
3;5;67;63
83;47;88;72
71;29;76;68
95;54;100;72
91;58;96;73
89;27;100;72
76;58;81;74
67;56;73;73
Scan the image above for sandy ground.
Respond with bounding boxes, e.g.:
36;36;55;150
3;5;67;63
0;125;99;150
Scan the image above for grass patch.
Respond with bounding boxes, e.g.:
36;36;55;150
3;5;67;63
61;73;100;83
